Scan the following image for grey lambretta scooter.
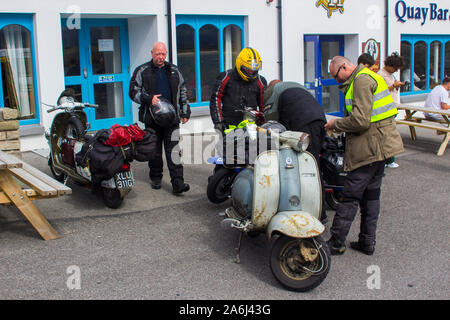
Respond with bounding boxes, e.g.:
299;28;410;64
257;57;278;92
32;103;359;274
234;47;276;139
220;129;331;292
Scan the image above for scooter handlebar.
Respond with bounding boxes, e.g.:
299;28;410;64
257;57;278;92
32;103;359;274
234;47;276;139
84;103;99;108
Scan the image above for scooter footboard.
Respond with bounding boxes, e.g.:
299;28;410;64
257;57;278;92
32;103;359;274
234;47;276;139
266;211;325;240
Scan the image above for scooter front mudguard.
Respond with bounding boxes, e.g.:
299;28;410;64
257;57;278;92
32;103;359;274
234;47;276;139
266;211;325;240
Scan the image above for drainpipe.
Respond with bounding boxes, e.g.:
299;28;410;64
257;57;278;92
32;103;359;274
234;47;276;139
277;0;283;80
166;0;173;63
385;0;389;58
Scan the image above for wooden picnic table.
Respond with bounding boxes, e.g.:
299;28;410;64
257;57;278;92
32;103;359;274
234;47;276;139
0;150;71;240
395;104;450;156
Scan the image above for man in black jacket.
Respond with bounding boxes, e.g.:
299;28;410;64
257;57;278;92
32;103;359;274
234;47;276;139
210;47;267;132
263;80;328;222
129;41;190;194
263;80;326;161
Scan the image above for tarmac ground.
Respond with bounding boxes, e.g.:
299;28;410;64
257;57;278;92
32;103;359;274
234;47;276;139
0;125;449;300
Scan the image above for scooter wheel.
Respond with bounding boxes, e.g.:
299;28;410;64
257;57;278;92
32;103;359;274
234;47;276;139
48;156;66;182
102;188;124;209
65;117;85;140
270;235;331;292
206;168;236;204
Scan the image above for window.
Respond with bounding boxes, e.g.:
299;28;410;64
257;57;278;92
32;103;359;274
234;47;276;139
401;35;450;95
0;14;38;124
176;15;244;106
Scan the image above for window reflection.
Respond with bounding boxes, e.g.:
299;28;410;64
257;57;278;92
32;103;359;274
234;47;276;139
430;41;441;88
400;41;411;92
414;41;427;90
445;42;450;78
223;24;241;70
0;24;36;118
199;24;219;102
90;26;122;75
62;27;80;77
176;24;196;103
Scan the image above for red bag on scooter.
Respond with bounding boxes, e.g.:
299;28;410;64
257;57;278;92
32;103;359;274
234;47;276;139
126;123;146;142
104;124;132;147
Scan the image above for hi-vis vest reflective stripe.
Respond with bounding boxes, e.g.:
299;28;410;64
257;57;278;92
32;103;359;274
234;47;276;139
345;68;398;122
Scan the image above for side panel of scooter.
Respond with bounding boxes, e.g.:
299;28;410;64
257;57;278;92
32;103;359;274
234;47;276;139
231;168;254;219
278;148;302;212
252;150;280;229
297;151;322;219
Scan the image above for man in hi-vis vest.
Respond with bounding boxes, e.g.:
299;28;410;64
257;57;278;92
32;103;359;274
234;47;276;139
325;56;404;256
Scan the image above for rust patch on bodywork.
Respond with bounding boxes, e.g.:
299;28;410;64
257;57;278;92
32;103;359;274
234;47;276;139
258;175;271;188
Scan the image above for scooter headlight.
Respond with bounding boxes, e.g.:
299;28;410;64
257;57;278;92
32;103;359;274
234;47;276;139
297;132;310;152
279;131;310;152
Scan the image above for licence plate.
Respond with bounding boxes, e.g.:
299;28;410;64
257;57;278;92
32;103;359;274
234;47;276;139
114;170;134;189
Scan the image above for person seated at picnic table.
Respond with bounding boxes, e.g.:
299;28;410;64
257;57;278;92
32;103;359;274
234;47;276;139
423;77;450;124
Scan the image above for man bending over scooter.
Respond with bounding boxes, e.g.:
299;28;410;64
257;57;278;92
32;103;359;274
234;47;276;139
263;80;327;222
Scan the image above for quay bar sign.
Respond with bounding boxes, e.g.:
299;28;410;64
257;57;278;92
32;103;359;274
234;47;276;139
395;0;450;25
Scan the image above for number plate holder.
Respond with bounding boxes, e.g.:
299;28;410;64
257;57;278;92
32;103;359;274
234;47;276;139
114;170;134;189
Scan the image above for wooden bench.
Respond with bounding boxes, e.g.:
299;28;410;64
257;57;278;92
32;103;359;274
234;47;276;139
0;150;71;240
395;104;450;156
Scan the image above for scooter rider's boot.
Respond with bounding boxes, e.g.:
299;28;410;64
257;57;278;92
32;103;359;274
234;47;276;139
351;198;379;255
172;178;190;195
326;237;346;256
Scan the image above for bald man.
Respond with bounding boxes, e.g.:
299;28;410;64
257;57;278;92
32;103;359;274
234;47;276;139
129;41;190;194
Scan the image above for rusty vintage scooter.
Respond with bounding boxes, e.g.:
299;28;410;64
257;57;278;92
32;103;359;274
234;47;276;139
220;129;331;292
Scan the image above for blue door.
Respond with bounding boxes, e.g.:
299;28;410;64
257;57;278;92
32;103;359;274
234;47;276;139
304;35;344;116
61;19;131;131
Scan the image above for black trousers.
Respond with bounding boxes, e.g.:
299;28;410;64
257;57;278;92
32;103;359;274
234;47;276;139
330;160;385;246
145;122;184;185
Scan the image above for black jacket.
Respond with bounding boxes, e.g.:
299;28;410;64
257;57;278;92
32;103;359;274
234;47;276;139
278;87;326;131
209;68;267;126
129;60;190;126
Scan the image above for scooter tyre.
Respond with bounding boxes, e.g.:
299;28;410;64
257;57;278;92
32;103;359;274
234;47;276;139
325;190;344;211
270;235;331;292
102;187;124;209
66;117;85;140
206;168;236;204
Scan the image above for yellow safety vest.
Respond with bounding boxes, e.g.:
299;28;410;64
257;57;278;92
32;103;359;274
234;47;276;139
345;68;398;122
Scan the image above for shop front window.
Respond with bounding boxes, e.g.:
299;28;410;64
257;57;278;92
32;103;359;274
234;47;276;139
401;35;450;95
445;42;450;78
430;41;442;88
400;41;411;92
176;24;196;103
223;24;241;71
175;15;244;107
199;24;219;102
0;19;38;123
413;41;427;91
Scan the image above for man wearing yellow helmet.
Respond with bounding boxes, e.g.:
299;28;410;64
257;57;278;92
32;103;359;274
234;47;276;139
210;47;267;131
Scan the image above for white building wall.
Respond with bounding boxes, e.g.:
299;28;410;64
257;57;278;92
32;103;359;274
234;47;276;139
282;0;385;82
1;0;449;151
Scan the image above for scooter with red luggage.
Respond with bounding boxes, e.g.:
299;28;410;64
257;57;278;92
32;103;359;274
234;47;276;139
44;89;136;208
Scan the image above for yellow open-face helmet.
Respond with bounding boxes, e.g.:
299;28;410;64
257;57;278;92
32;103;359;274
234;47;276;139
236;47;262;81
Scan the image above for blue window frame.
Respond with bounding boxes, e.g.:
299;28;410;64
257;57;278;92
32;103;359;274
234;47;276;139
176;15;245;107
0;14;39;125
400;35;450;96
